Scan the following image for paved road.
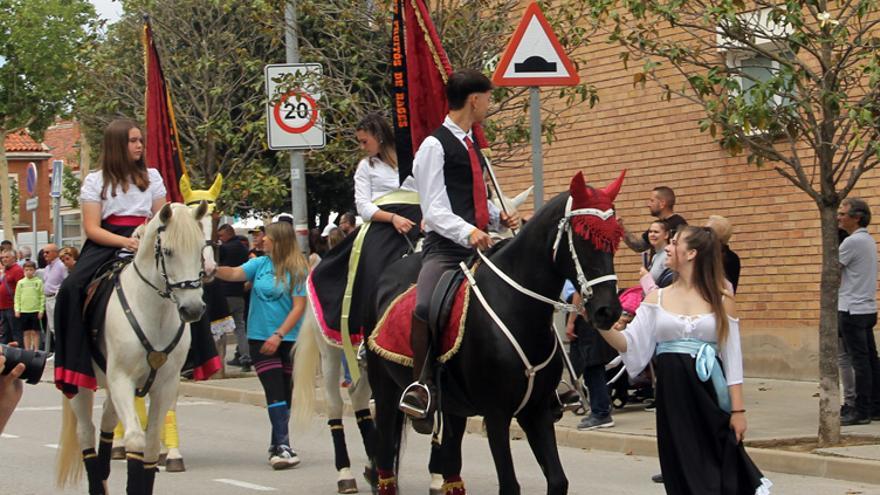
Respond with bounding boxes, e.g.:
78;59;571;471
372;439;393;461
3;383;880;494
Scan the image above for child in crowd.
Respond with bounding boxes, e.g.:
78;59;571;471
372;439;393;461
14;260;45;351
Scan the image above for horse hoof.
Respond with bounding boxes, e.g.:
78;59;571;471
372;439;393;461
363;466;378;487
111;446;126;460
337;478;358;494
158;453;167;466
165;458;186;473
429;489;443;495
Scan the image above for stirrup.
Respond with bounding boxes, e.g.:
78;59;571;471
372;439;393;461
399;382;433;419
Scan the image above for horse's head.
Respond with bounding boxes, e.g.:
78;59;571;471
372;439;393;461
553;171;625;330
138;202;209;322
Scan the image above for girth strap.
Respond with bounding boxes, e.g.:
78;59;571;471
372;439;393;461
114;275;186;397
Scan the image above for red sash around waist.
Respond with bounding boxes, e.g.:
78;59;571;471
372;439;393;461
104;215;148;227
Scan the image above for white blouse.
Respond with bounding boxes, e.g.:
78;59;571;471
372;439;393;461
620;289;743;386
353;157;416;221
80;168;167;219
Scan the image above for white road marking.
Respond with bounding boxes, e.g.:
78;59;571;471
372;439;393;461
213;479;277;491
16;401;215;412
44;444;59;449
1;433;20;439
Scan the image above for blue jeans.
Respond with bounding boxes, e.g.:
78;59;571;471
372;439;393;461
583;363;611;418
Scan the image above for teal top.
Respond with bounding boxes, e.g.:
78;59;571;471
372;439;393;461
241;256;306;342
14;276;45;314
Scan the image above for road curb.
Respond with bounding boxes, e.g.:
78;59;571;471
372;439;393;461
178;381;880;486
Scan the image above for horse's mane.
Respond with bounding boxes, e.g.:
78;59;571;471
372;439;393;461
144;203;205;254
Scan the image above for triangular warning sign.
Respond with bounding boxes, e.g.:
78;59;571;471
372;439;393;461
492;2;580;87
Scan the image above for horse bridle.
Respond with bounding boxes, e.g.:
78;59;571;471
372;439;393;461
121;223;205;397
132;224;205;301
462;198;620;415
551;196;619;304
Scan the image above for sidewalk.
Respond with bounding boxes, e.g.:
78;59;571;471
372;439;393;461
178;372;880;485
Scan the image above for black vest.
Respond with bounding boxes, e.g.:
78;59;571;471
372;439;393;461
423;125;489;256
432;125;488;228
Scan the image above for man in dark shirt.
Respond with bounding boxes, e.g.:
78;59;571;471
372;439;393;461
621;186;687;253
218;224;252;371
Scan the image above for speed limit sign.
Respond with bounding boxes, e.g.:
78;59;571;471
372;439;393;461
265;63;325;150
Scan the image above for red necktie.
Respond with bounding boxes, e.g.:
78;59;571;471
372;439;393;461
464;136;489;231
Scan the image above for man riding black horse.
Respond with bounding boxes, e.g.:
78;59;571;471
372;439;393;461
399;69;520;432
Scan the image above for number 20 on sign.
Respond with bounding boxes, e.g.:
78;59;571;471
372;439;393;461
265;63;325;150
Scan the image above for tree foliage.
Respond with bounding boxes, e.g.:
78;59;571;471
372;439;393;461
289;0;599;176
584;0;880;444
77;0;290;217
0;0;96;241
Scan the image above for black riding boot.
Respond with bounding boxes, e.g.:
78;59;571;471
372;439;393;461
399;315;435;433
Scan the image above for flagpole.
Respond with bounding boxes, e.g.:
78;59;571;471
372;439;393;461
284;2;310;255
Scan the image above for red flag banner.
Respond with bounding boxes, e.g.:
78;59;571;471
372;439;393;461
143;19;187;203
391;0;488;181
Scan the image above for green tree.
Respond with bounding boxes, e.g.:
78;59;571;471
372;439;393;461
585;0;880;444
291;0;599;179
77;0;289;218
62;165;82;209
0;178;20;224
0;0;96;244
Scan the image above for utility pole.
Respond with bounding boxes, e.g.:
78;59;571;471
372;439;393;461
284;2;310;255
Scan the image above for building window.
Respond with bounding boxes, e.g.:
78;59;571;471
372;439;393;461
60;213;81;248
718;8;796;132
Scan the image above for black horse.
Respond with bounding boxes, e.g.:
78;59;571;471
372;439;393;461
365;172;625;495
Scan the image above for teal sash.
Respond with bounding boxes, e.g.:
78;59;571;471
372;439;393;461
656;338;731;413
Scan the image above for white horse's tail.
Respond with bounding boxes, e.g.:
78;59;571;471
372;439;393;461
56;398;83;488
292;301;320;432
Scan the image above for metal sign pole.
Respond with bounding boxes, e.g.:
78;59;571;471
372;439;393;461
529;86;544;210
285;1;310;255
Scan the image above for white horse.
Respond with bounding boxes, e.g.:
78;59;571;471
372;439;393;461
293;186;533;495
56;202;210;495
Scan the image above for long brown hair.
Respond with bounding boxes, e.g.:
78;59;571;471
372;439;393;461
356;113;397;168
99;119;149;199
679;226;730;343
265;222;309;289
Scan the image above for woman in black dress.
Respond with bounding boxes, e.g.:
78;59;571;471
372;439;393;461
598;226;771;494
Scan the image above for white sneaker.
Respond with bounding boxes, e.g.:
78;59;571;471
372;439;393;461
269;445;300;470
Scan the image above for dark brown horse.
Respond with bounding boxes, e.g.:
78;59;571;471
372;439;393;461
366;172;626;495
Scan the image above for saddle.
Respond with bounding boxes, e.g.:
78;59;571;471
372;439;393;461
427;268;466;341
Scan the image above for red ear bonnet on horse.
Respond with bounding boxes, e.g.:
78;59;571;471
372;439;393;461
569;170;626;253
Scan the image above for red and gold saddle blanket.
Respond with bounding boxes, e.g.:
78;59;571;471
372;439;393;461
367;282;470;367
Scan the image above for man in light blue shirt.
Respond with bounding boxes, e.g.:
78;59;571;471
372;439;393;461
838;197;880;425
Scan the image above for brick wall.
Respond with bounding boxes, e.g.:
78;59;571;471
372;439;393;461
491;24;879;380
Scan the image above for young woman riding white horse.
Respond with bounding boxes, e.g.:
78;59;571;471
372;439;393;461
54;119;210;495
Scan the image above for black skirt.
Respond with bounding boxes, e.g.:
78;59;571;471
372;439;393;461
655;353;767;495
54;224;137;397
309;202;421;341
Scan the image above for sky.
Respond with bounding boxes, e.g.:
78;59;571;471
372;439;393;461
90;0;123;24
